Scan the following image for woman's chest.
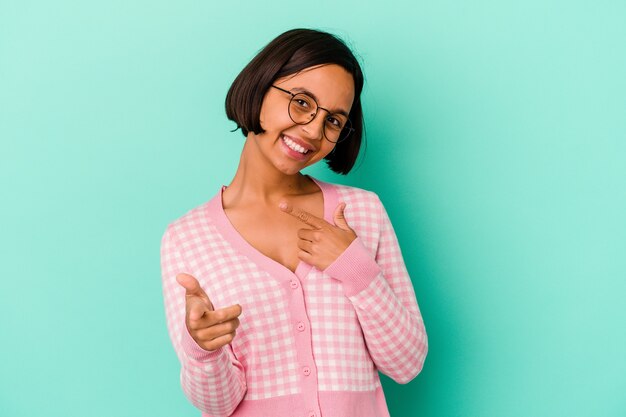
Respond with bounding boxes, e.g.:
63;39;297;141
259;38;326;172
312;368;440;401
230;212;309;272
224;192;324;272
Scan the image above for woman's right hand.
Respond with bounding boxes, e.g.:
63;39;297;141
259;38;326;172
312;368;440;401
176;273;242;352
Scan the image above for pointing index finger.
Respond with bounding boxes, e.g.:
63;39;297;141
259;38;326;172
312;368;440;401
279;202;325;229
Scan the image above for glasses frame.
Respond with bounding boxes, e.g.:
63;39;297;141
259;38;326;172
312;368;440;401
271;85;354;143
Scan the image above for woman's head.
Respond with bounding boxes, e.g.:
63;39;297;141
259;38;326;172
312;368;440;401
225;28;365;175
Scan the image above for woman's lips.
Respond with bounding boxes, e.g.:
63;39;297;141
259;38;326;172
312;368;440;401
280;135;312;161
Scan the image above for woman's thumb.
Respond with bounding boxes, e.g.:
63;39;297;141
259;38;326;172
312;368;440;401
333;202;351;230
176;273;199;293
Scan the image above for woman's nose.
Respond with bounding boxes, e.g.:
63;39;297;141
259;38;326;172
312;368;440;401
300;111;325;141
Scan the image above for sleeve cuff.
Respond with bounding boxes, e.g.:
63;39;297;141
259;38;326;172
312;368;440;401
324;237;381;296
180;323;225;362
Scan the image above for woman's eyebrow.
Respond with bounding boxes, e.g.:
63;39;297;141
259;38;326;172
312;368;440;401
291;87;350;117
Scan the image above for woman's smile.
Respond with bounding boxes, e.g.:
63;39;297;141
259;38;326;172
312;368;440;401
279;134;316;161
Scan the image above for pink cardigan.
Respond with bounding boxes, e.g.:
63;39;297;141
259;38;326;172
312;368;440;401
160;178;428;417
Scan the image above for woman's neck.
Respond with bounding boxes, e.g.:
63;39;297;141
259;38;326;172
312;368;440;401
223;137;314;209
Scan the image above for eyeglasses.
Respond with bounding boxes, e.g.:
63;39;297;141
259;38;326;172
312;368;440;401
271;85;354;143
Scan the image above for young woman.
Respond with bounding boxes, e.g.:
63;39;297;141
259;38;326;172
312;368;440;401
161;28;428;417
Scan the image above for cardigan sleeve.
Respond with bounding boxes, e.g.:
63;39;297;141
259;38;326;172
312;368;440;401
161;226;247;417
324;195;428;384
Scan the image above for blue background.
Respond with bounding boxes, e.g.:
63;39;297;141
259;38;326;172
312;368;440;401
1;1;625;416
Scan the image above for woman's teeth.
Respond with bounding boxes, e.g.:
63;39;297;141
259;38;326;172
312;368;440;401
282;136;309;154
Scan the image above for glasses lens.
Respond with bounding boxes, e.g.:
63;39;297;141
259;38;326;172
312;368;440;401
325;118;352;143
289;94;317;124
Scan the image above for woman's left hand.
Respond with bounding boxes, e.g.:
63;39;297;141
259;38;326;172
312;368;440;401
279;202;357;270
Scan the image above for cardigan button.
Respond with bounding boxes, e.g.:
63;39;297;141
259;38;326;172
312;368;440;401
289;279;299;289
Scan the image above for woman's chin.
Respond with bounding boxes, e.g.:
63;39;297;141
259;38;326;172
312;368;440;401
274;162;305;176
272;149;317;175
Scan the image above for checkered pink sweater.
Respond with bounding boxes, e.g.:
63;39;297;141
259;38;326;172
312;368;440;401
161;178;428;417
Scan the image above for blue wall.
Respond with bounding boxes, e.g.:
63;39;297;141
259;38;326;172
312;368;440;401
1;1;624;416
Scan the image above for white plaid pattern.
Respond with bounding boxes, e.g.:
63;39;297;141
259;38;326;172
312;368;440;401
161;180;427;416
337;186;428;384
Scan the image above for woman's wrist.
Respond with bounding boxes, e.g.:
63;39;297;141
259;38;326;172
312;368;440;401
323;237;381;296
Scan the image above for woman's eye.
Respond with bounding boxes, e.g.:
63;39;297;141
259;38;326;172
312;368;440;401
294;98;310;108
326;116;343;129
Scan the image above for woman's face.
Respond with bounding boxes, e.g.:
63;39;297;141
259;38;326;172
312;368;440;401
252;64;355;176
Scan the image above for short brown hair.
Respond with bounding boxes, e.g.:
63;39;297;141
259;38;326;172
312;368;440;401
225;28;365;175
